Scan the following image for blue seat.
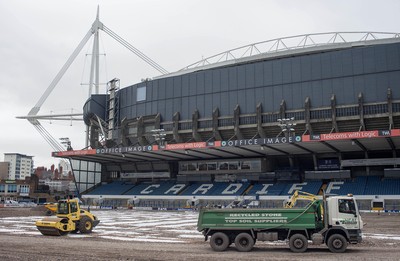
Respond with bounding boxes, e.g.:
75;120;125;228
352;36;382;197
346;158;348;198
180;182;250;196
281;181;322;195
326;177;367;195
364;176;400;195
87;181;135;195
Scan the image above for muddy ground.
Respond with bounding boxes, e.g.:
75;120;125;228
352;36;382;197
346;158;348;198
0;207;399;261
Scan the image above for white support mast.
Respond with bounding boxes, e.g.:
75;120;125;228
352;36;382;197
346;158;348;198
89;6;101;96
17;6;169;151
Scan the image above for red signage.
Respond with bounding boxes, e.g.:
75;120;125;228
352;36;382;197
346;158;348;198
303;129;398;142
392;129;400;136
52;129;400;158
52;149;96;157
165;142;207;150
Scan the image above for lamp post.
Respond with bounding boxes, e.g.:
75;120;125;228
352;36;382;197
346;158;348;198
277;117;296;142
151;129;166;147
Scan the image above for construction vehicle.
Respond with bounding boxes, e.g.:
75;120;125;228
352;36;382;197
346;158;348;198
35;199;100;236
284;190;318;208
44;202;58;215
284;190;324;216
197;192;363;253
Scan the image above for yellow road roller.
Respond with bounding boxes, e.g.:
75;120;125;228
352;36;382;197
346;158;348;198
35;199;100;236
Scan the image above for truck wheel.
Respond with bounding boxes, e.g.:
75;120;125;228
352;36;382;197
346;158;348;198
289;234;308;253
234;233;254;252
327;234;347;253
79;217;93;234
210;232;230;251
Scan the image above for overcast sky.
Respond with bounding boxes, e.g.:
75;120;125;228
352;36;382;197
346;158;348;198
0;0;399;168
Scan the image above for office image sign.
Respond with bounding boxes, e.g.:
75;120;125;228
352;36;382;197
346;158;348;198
96;145;155;154
221;136;302;147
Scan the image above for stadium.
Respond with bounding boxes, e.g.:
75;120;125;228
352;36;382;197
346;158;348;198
52;32;400;211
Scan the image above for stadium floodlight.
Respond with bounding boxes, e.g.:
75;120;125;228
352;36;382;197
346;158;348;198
277;118;296;139
59;137;73;151
151;129;166;146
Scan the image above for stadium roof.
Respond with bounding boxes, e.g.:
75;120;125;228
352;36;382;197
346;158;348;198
157;32;400;79
53;129;400;165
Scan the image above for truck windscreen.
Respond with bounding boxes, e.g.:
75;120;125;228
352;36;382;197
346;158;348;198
338;199;356;214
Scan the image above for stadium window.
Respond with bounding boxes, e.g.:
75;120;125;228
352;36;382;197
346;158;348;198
241;161;251;170
219;162;229;170
179;163;188;172
188;163;197;171
198;163;207;171
137;86;146;102
229;162;239;170
394;103;400;113
207;163;217;171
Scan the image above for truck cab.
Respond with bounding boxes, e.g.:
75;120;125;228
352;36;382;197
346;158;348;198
326;195;363;243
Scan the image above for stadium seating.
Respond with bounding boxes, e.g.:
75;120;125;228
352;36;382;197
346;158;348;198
85;177;400;198
246;183;286;196
124;181;187;196
87;181;135;195
179;182;250;196
280;181;323;195
364;176;400;195
326;177;367;195
246;181;322;196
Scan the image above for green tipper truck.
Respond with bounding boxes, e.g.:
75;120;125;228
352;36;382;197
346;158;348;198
197;193;363;253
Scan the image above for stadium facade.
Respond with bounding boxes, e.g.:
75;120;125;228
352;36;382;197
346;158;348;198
54;32;400;211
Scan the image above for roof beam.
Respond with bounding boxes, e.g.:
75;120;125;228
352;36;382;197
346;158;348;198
261;145;289;155
320;141;340;153
352;139;368;152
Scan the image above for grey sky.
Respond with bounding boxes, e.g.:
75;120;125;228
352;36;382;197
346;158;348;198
0;0;399;168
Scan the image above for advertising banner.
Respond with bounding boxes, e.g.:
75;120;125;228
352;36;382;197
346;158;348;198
302;129;398;142
52;129;400;157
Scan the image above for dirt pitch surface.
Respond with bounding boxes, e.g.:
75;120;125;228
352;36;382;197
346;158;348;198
0;207;399;261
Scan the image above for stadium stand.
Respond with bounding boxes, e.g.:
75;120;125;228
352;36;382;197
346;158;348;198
180;182;250;196
82;177;400;211
87;178;400;198
364;176;400;195
125;181;186;196
87;181;134;195
326;177;367;195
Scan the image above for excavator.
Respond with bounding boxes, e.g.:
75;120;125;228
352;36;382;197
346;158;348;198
284;190;323;215
44;202;58;215
35;199;100;236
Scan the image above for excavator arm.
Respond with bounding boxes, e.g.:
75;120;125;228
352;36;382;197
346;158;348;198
285;190;319;208
285;190;324;216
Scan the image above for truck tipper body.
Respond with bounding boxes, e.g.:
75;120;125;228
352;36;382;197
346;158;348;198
197;194;363;252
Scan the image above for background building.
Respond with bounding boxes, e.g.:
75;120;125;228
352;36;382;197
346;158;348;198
4;153;33;180
0;162;9;180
